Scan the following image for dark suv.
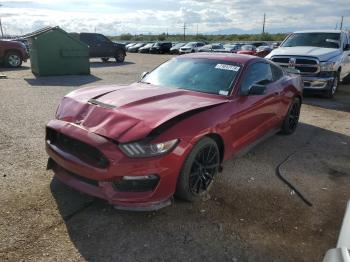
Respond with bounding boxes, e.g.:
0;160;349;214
76;33;126;63
149;42;172;54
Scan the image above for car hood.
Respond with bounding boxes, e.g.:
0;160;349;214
266;46;342;61
56;83;228;143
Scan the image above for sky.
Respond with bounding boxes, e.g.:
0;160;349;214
0;0;349;36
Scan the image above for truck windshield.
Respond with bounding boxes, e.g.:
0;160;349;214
281;33;340;49
141;58;241;95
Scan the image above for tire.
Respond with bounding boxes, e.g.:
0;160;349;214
324;72;339;98
115;51;125;63
5;51;22;68
280;97;301;135
175;137;220;202
101;57;109;62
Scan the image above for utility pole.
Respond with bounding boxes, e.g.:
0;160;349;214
340;16;344;30
262;13;266;34
335;22;338;30
0;4;3;38
0;18;3;38
196;24;198;36
182;23;187;41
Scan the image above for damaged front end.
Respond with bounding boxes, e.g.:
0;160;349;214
46;84;229;210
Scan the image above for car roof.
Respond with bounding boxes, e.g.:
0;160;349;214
294;29;343;33
178;52;261;65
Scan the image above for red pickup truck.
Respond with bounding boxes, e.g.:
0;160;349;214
0;39;29;68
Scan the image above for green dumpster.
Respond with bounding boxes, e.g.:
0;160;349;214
26;26;90;76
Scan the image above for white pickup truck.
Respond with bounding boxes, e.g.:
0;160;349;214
266;30;350;98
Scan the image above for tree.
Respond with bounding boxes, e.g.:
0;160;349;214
120;33;133;41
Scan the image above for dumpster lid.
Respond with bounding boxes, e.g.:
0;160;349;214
23;26;88;48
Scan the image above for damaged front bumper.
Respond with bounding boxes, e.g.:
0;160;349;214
46;119;187;211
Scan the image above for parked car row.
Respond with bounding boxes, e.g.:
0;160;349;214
123;40;275;56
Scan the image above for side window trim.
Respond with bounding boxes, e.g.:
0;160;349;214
239;62;273;95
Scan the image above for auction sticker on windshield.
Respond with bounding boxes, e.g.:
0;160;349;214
215;64;240;71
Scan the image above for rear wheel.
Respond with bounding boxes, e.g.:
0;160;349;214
176;137;220;202
101;57;109;62
5;51;22;68
115;51;125;63
280;97;301;135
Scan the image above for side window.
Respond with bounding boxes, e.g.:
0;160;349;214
96;34;110;44
80;34;93;44
240;62;273;93
270;63;284;81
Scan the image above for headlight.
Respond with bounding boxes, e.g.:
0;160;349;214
119;139;179;158
320;61;335;72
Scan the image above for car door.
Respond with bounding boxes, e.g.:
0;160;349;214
230;62;281;153
95;34;115;57
80;34;98;57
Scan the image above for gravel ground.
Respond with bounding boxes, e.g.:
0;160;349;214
0;53;349;262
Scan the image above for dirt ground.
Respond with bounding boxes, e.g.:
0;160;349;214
0;53;349;262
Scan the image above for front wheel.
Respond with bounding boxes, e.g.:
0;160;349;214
175;137;220;202
280;97;301;135
101;57;109;63
5;52;22;68
324;72;339;98
115;52;125;63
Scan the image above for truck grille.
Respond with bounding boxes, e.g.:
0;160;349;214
46;128;109;169
271;56;320;75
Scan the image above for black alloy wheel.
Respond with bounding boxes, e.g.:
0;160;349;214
176;137;220;202
280;97;301;135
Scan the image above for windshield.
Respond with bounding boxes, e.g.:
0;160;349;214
173;43;185;48
241;45;254;50
281;33;341;48
142;58;241;95
143;43;153;48
212;45;222;49
184;42;196;47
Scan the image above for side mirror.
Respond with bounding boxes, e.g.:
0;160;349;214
344;44;350;51
140;71;149;80
248;84;266;95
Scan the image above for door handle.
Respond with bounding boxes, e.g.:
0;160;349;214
274;91;281;96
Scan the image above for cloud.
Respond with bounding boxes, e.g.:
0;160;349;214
0;0;349;35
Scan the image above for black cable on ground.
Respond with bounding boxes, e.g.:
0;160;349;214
275;152;313;207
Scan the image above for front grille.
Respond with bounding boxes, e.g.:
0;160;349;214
51;160;99;186
46;128;109;169
271;56;320;75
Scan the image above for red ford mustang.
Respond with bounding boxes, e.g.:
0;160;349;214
46;53;303;211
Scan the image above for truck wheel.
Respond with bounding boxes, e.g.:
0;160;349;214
5;51;22;68
115;52;125;63
324;72;339;98
101;57;109;62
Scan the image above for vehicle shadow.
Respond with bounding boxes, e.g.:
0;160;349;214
303;84;350;113
50;122;350;262
90;61;135;68
24;74;102;87
0;65;31;72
